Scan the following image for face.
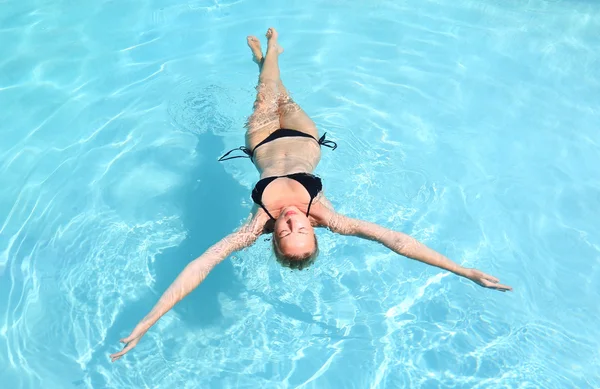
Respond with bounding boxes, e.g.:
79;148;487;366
273;206;316;256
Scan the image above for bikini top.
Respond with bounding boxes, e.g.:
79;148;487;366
251;172;322;220
218;128;336;220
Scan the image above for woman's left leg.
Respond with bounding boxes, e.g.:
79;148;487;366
244;29;285;150
247;33;318;139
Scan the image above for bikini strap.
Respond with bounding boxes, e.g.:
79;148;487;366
306;197;315;217
259;203;276;220
218;146;252;161
318;132;338;150
219;132;335;161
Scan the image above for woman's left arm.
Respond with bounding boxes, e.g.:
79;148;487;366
323;210;512;292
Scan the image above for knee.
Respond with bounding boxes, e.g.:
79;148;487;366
258;77;279;89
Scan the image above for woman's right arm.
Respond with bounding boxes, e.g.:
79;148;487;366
110;218;263;362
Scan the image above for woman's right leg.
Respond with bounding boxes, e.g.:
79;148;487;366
247;30;318;139
245;28;285;150
277;88;319;139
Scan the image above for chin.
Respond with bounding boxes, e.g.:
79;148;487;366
282;205;299;213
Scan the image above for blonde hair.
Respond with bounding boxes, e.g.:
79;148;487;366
272;234;319;270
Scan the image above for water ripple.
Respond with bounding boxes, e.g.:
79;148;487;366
2;0;600;387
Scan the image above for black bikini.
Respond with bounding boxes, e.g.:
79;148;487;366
217;128;337;162
251;172;322;220
218;128;337;220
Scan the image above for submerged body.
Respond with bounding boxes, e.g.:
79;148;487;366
110;28;512;362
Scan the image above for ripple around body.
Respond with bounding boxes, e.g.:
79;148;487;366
1;0;600;388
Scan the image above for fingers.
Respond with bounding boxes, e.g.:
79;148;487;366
481;278;513;292
473;270;506;288
483;273;500;283
491;283;513;292
120;336;133;344
110;344;134;362
110;347;128;362
111;337;140;362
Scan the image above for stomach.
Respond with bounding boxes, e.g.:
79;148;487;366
253;137;322;177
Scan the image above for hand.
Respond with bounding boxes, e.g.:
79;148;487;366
310;200;336;228
462;268;513;292
110;325;148;362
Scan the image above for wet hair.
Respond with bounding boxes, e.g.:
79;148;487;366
272;234;319;270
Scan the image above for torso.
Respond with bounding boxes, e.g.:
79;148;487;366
246;134;326;224
250;136;322;177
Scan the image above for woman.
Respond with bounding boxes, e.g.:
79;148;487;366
110;28;512;362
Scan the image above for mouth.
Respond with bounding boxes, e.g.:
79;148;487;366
284;210;297;217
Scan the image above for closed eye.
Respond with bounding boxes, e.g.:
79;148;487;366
279;228;309;238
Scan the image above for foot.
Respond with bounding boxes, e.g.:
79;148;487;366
247;36;264;66
265;27;284;55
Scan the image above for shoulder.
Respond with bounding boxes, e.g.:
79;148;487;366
242;207;271;236
309;195;337;228
314;192;334;210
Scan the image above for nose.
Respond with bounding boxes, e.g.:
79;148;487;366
287;218;297;231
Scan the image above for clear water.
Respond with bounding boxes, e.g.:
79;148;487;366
1;0;599;387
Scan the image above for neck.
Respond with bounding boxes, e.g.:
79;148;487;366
305;201;333;227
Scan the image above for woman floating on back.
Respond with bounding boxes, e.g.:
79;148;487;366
110;28;511;362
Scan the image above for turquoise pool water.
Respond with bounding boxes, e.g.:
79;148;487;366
1;0;600;388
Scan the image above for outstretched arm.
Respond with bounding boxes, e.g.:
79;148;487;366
326;212;512;292
110;217;264;362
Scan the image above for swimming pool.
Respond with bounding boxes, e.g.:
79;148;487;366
1;0;599;387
